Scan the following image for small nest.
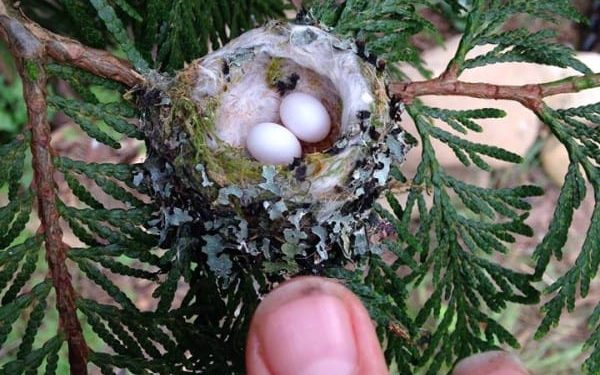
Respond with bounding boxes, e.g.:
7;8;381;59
139;21;412;278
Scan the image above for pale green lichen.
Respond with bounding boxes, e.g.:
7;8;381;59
201;234;232;278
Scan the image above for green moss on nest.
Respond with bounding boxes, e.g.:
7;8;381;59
168;95;264;187
265;57;284;87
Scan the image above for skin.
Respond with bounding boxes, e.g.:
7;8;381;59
246;276;530;375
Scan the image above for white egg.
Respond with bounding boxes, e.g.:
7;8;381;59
280;92;331;143
246;122;302;165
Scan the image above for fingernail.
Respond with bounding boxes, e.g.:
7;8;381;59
256;292;358;375
453;351;529;375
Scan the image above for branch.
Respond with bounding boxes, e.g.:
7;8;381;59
0;2;143;87
1;6;89;375
390;73;600;111
27;64;89;375
0;5;148;371
29;24;144;87
540;74;600;97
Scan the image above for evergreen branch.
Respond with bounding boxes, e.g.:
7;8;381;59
63;172;105;210
32;26;142;87
112;0;143;23
1;1;599;373
24;65;88;372
57;202;155;254
154;265;181;314
48;63;119;92
531;163;585;276
88;0;148;72
438;0;583;79
390;73;600;109
58;0;105;48
0;136;27;196
0;281;51;351
0;11;89;373
147;0;286;71
48;96;122;148
79;298;197;373
75;258;137;310
307;0;436;73
1;250;39;304
585;303;600;374
88;352;174;374
0;2;143;88
463;29;591;74
541;74;600;97
69;244;161;268
0;238;39;296
388;23;599;369
84;299;180;356
16;295;48;360
330;263;419;373
47;95;142;149
526;105;600;371
398;103;542;372
2;335;65;374
55;156;143;190
0;190;32;249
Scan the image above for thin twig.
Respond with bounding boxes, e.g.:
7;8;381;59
29;23;144;87
540;73;600;97
390;73;600;111
0;8;89;375
0;4;145;371
27;63;90;375
0;2;143;88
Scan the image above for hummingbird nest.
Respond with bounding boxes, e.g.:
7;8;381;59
137;21;411;279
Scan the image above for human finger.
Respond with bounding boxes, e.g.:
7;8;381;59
246;276;388;375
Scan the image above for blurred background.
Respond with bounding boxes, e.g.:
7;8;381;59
1;1;599;373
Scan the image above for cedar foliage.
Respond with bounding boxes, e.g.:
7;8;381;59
0;0;599;374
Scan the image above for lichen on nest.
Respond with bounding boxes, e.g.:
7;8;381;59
137;21;412;280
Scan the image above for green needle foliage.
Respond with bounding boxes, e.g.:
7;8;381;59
307;0;438;73
384;103;542;374
0;46;26;142
1;0;599;374
442;0;587;74
23;0;287;72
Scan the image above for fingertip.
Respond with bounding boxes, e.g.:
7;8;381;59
452;351;530;375
246;333;272;375
246;276;388;375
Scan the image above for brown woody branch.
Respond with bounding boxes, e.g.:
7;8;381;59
0;16;89;375
0;5;146;372
29;24;144;87
25;61;90;374
1;4;146;372
390;73;600;111
0;3;143;88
